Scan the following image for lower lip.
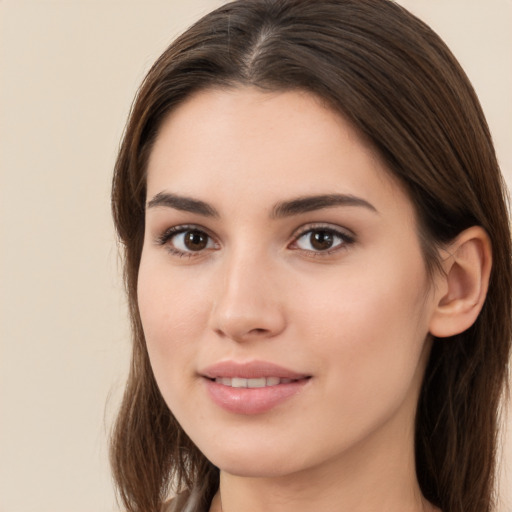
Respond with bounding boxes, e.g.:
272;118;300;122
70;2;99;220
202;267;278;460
204;378;310;415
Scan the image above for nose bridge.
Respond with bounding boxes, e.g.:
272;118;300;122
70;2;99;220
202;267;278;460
211;241;285;340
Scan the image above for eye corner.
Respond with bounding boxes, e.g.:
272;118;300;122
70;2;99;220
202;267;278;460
289;224;356;256
153;224;219;258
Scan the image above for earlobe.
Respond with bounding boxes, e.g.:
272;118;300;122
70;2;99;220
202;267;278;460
429;226;492;338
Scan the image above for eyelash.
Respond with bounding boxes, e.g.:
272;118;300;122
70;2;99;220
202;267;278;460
155;223;355;258
156;224;218;258
291;224;355;256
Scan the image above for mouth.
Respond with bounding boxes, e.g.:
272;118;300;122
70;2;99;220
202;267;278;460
200;359;310;381
200;360;311;415
212;376;302;388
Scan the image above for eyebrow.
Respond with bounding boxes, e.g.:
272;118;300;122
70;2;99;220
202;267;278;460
146;192;377;218
271;194;378;218
147;192;219;217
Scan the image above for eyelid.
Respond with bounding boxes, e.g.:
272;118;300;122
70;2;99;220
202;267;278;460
291;222;355;241
288;223;356;253
155;224;214;244
154;224;219;257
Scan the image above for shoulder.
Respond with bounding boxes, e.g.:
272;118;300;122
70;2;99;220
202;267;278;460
162;488;206;512
161;491;191;512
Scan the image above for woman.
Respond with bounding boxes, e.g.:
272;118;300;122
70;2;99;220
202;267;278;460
110;1;512;511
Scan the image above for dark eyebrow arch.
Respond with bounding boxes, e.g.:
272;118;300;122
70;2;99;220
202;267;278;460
147;192;219;218
271;194;378;218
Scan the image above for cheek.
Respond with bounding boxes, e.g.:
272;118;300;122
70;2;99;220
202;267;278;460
137;256;212;391
298;253;431;406
300;253;428;342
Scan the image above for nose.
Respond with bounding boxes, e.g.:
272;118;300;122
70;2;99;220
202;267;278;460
209;252;286;343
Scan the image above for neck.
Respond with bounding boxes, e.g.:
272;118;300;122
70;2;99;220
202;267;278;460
216;461;430;512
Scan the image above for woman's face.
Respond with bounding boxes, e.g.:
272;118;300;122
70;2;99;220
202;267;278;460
138;87;441;479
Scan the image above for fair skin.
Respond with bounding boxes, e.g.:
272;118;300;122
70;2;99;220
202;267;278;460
138;87;490;512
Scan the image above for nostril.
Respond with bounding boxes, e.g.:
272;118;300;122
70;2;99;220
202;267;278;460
249;328;268;335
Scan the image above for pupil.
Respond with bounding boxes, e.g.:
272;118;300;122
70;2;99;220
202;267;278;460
311;230;333;250
185;230;207;251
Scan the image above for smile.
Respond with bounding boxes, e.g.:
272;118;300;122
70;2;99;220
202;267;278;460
214;377;295;388
200;361;311;415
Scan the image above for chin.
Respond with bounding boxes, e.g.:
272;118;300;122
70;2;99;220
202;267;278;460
200;441;312;479
215;459;298;479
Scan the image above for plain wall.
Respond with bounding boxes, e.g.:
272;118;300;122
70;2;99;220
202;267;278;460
0;1;510;511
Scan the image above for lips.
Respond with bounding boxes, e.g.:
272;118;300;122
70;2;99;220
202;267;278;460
200;360;311;415
201;360;309;380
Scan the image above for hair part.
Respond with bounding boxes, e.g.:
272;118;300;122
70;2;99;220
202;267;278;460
110;1;512;511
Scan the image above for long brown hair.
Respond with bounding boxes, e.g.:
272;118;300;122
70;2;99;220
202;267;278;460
110;1;512;511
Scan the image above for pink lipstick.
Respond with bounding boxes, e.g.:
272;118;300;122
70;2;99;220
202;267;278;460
201;361;310;415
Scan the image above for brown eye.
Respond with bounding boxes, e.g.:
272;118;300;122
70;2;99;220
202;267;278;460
310;230;334;250
184;230;209;251
293;227;353;253
160;227;216;254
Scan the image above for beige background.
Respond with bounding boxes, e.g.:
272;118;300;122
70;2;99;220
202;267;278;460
0;1;510;511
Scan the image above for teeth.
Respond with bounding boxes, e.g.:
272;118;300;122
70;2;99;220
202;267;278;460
247;377;266;388
214;377;295;388
232;377;248;388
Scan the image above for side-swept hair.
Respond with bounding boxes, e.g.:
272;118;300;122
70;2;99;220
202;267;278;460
110;1;512;511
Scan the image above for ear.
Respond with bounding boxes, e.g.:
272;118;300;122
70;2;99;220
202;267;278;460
429;226;492;338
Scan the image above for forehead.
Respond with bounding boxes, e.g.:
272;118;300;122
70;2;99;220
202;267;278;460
146;86;412;217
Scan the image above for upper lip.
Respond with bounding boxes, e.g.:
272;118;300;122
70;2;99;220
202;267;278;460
200;360;309;380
